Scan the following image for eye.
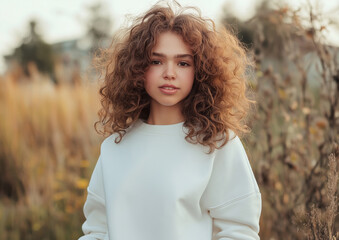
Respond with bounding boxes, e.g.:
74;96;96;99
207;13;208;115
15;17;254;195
178;61;190;67
151;60;161;65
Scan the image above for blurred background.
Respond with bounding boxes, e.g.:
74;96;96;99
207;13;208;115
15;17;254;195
0;0;338;239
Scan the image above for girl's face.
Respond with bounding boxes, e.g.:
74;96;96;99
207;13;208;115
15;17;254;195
144;31;194;110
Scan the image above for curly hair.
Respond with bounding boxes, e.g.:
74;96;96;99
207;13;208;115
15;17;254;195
94;2;254;153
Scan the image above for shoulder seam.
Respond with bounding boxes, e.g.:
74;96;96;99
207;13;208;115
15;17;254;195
87;187;106;205
208;191;261;210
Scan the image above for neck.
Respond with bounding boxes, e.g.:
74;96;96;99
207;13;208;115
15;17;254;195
147;101;185;125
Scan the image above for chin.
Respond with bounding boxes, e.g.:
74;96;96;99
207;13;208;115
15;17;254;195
156;100;182;107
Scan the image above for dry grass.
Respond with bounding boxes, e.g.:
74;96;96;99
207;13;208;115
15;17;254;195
241;2;339;238
0;75;103;239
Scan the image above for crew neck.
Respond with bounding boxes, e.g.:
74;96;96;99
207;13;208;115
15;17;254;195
136;119;185;135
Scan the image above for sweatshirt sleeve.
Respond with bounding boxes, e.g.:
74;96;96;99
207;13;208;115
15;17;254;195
200;135;261;240
78;155;107;240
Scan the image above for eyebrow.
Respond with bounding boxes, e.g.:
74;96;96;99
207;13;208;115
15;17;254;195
152;52;193;59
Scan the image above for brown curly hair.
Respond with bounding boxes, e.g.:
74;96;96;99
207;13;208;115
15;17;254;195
95;2;253;153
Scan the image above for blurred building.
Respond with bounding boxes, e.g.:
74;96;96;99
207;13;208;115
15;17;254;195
52;38;92;84
4;37;94;84
258;36;339;88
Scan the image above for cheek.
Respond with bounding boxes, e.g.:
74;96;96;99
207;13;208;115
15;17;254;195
144;70;152;87
144;70;156;92
184;71;195;91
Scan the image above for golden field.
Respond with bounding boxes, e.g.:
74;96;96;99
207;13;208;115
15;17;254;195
0;76;103;239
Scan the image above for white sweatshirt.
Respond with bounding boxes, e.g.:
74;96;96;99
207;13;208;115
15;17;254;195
79;120;261;240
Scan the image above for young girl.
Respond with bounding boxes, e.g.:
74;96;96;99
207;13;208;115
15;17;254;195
79;2;261;240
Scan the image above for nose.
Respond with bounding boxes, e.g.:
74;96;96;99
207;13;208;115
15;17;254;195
163;62;176;80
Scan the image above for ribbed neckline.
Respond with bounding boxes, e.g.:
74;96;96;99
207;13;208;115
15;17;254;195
136;119;185;135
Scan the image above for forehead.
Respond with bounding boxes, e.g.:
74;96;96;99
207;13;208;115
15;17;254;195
152;31;192;55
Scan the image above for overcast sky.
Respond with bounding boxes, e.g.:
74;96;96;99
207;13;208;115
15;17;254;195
0;0;338;74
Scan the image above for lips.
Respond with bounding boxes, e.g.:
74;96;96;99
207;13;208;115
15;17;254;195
159;84;178;89
159;84;179;94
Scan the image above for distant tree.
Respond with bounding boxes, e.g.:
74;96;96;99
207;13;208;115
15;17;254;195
85;3;112;52
13;21;55;80
220;8;254;48
221;0;303;57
